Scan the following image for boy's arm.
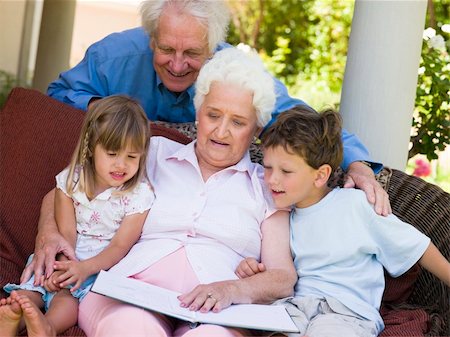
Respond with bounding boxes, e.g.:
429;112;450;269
418;242;450;287
54;210;148;291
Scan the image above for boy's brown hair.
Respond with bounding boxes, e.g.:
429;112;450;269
262;105;343;174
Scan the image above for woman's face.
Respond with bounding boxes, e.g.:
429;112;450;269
195;82;260;172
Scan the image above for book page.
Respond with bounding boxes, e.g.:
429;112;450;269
92;270;196;322
92;270;299;333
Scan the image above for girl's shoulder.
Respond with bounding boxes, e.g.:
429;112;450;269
119;180;155;215
56;165;81;194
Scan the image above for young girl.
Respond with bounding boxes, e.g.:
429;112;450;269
1;96;154;336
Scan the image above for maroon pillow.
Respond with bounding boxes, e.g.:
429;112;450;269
382;264;421;305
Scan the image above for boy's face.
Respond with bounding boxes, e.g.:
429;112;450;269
263;145;320;209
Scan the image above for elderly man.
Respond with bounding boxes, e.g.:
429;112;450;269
31;0;390;286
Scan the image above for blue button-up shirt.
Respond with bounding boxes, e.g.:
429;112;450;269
47;27;380;172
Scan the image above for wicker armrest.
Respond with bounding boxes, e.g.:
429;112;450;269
386;168;450;335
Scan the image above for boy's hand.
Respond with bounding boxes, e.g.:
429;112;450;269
235;258;266;279
53;260;91;292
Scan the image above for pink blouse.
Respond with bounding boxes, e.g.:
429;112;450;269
111;137;275;284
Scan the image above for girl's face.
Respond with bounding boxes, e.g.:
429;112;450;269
93;143;142;195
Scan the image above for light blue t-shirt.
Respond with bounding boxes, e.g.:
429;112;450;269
290;188;430;335
48;27;380;172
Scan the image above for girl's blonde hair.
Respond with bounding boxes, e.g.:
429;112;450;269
66;96;150;199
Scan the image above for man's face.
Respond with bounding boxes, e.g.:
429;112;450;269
151;8;211;93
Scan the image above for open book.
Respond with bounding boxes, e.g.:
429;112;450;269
91;270;299;333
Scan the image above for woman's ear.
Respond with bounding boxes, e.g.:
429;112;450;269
314;164;332;188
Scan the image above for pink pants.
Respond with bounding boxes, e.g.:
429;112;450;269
79;248;251;337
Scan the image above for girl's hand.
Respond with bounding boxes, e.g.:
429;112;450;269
53;260;91;292
43;270;65;292
235;258;266;279
177;281;236;313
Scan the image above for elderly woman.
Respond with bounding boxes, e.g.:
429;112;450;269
73;47;296;337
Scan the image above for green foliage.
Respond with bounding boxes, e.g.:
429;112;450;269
227;0;353;108
0;70;16;109
409;31;450;161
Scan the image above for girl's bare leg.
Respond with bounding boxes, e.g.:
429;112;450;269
16;292;56;337
44;289;78;334
0;294;22;336
0;289;44;336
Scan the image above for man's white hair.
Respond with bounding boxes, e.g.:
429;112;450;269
194;47;276;128
140;0;230;53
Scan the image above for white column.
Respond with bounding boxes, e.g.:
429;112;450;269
32;0;76;93
340;0;427;170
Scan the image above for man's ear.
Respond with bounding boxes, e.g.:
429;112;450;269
314;164;332;188
150;38;156;51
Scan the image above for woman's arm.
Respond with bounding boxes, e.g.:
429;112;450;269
178;210;297;313
53;210;149;291
20;188;76;285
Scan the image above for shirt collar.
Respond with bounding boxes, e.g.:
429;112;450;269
156;76;196;101
72;185;119;205
166;140;254;174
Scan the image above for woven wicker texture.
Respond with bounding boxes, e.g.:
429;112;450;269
387;169;450;336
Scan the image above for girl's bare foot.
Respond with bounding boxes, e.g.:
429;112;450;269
0;295;22;336
16;293;56;337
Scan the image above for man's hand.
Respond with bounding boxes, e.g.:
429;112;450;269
20;231;76;286
235;258;266;279
344;161;391;216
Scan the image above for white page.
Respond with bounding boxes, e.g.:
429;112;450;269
92;270;299;333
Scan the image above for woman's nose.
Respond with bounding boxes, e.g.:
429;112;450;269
215;120;229;138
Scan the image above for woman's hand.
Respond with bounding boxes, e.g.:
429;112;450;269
344;161;391;216
178;281;236;313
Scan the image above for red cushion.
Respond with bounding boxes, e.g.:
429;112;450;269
382;264;421;305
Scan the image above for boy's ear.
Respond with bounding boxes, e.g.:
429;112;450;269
314;164;332;188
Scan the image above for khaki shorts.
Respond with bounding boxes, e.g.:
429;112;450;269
273;296;378;337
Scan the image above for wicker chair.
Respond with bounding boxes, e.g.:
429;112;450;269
386;168;450;336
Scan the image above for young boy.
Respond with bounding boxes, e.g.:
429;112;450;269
237;106;450;337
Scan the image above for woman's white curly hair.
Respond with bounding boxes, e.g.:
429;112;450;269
194;47;276;127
